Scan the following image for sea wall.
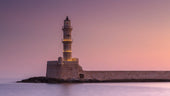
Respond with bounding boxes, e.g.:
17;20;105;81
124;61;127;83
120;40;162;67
83;71;170;80
46;62;170;81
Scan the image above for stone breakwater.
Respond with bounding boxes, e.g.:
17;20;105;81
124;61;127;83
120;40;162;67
82;71;170;80
46;62;170;81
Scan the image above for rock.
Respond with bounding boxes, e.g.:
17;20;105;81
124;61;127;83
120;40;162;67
17;76;170;83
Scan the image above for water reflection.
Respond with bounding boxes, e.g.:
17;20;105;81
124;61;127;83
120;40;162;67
1;83;170;96
58;84;72;96
53;83;170;96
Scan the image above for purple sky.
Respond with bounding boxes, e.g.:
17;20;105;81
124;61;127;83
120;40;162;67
0;0;170;78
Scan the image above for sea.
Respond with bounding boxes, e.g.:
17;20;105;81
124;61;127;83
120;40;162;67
0;79;170;96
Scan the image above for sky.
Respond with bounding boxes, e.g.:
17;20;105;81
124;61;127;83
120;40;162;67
0;0;170;78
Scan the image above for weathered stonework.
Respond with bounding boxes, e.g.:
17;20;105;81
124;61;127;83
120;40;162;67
82;71;170;80
46;62;170;80
46;61;83;80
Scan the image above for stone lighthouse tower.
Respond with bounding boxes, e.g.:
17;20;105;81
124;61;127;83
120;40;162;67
62;16;72;61
46;16;83;80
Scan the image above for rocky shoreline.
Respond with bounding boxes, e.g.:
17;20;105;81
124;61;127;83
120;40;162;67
17;77;170;83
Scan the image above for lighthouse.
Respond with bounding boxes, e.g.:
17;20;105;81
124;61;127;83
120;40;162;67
62;16;72;61
46;16;83;79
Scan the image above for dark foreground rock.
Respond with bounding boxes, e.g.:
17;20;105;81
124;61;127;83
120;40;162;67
17;77;170;83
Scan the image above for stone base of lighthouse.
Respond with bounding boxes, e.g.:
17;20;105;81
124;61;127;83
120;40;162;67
46;57;84;80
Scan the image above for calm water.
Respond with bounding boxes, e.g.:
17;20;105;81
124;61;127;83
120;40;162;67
0;80;170;96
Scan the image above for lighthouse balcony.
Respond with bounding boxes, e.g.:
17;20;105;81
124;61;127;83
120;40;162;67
62;39;72;43
63;50;72;52
63;58;79;64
